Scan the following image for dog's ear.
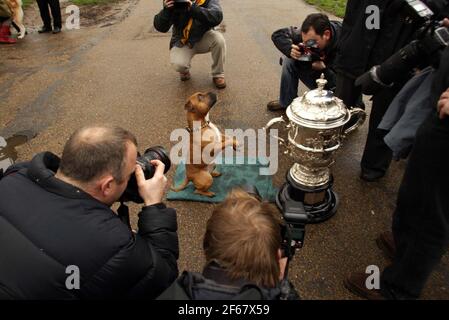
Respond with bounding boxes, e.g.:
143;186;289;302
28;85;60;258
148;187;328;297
185;100;195;113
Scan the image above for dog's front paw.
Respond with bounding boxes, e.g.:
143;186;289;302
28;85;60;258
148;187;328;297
18;29;26;39
211;171;221;177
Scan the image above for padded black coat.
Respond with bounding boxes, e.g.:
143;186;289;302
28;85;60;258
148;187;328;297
0;152;179;299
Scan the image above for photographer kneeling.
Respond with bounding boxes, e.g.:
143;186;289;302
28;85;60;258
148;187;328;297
158;188;299;300
267;13;363;112
0;125;179;299
154;0;226;89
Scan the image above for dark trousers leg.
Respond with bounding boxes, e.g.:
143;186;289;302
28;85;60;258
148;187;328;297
381;113;449;299
48;0;62;29
360;88;396;175
36;0;52;28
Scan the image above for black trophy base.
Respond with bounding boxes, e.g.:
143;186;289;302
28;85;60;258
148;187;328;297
276;172;339;224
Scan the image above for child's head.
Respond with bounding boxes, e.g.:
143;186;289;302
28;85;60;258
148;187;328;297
203;189;283;288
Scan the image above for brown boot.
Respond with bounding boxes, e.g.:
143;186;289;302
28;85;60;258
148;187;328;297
180;71;191;81
213;77;226;89
267;100;285;111
376;231;396;260
344;272;385;300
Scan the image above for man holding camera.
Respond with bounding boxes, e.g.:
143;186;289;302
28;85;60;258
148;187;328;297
154;0;226;89
0;125;179;299
267;13;345;111
158;188;298;300
345;41;449;300
334;0;449;181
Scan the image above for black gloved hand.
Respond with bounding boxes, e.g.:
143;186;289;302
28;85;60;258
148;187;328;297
355;66;388;95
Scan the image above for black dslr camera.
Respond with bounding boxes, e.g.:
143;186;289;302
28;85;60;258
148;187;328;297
297;39;322;62
118;146;171;229
120;146;171;204
356;0;449;94
173;0;190;10
405;0;449;47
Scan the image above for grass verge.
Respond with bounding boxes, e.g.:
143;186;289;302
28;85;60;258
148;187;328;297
304;0;347;18
22;0;33;8
71;0;120;5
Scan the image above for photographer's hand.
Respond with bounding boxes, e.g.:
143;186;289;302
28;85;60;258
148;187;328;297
135;160;168;206
437;88;449;119
290;44;302;60
443;18;449;27
163;0;175;9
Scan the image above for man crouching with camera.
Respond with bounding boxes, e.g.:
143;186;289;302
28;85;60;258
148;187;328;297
154;0;226;89
0;125;178;299
267;13;360;112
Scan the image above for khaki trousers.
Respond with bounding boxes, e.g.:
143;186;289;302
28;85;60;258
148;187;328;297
170;29;226;78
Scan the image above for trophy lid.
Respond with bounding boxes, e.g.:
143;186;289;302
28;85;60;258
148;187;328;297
286;74;350;129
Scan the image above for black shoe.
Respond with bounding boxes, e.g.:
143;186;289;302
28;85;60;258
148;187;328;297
52;27;61;34
38;26;52;33
360;169;385;182
267;100;285;111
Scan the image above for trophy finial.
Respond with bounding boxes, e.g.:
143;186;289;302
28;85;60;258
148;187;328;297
316;73;327;91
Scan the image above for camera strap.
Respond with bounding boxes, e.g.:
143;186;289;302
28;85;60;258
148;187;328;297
181;0;207;45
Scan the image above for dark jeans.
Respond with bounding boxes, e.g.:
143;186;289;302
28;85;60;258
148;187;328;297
279;58;336;109
381;112;449;299
360;87;397;175
36;0;61;29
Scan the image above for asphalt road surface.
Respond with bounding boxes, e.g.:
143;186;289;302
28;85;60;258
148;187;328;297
1;0;448;299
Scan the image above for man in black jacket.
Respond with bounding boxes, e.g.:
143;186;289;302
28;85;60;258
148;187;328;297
0;125;179;299
267;13;343;111
345;44;449;300
154;0;226;89
158;189;299;300
333;0;446;181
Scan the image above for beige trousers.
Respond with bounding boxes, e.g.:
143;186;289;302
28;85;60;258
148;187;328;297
170;29;226;78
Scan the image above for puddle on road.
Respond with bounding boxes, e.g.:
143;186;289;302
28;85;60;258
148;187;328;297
0;130;36;173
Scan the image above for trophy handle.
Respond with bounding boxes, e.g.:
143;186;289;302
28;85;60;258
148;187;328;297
344;108;366;135
264;116;288;146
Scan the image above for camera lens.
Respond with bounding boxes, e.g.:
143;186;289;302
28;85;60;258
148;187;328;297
120;146;171;203
140;146;171;179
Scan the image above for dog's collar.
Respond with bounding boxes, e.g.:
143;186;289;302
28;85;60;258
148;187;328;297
185;120;210;133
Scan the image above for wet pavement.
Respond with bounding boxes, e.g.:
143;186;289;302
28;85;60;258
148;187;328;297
1;0;448;299
0;130;35;172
